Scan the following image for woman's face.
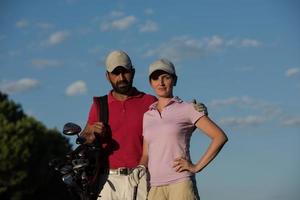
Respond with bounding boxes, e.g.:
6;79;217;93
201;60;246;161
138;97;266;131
150;70;174;98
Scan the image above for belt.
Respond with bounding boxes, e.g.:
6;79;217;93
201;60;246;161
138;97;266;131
108;167;133;175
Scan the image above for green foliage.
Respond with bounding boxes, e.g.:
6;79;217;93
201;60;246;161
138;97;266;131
0;92;73;200
0;93;24;123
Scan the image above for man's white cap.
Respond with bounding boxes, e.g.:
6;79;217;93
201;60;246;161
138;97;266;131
149;58;176;76
105;50;133;72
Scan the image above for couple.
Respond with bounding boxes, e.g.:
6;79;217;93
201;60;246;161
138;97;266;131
81;50;228;200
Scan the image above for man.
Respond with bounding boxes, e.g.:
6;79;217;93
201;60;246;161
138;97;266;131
81;50;155;200
81;50;207;200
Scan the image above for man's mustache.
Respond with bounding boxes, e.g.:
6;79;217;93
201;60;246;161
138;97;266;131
117;80;129;86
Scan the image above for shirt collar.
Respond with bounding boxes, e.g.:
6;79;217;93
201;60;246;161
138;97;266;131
149;96;183;110
108;87;144;103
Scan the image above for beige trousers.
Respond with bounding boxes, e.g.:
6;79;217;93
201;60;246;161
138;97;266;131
97;173;148;200
148;179;200;200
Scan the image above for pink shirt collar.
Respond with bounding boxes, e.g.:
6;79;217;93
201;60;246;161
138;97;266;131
149;96;183;110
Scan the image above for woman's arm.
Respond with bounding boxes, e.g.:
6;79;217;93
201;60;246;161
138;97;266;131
173;115;228;173
139;139;149;167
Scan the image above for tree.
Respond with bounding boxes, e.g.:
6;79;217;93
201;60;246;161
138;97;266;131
0;92;73;200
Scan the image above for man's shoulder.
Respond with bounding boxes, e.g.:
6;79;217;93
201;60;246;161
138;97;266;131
92;94;108;99
143;94;157;107
134;89;156;101
92;95;108;104
142;93;156;100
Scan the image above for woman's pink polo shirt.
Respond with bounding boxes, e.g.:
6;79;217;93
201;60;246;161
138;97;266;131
143;96;205;186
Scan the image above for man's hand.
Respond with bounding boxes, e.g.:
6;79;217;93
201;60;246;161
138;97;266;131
91;122;106;136
80;122;106;144
192;99;208;115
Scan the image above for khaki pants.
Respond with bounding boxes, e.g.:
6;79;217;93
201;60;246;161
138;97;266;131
148;179;200;200
97;173;148;200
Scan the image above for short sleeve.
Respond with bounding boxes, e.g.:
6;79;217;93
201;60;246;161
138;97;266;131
187;103;205;124
87;101;98;125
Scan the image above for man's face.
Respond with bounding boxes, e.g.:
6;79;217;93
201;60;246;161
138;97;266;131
106;66;135;95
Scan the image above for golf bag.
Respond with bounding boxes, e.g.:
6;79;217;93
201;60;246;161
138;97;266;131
49;95;109;200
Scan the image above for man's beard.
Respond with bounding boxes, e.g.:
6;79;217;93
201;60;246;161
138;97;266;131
111;80;133;95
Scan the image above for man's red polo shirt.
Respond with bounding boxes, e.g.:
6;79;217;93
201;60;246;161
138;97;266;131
87;88;156;169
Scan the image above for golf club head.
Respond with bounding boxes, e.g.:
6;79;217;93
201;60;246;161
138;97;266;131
72;158;89;170
76;136;86;145
49;158;66;171
62;173;75;186
48;158;60;168
63;122;82;136
59;164;73;175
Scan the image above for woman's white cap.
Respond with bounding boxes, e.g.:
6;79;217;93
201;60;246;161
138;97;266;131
149;58;176;76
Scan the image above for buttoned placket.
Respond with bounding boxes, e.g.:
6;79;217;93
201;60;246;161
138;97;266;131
122;101;126;113
150;97;180;119
156;109;163;119
155;105;169;119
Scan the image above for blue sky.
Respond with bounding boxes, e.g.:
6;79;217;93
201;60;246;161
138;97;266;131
1;0;299;199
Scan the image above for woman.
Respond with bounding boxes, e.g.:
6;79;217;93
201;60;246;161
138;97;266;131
139;58;228;200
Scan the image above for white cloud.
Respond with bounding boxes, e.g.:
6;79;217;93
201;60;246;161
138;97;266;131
219;115;266;127
145;8;154;15
207;36;261;49
88;46;102;54
47;31;70;45
65;80;87;96
144;35;261;62
144;36;205;62
285;68;300;77
110;11;124;17
225;39;238;46
208;96;271;109
8;50;21;57
209;97;241;107
240;39;261;47
208;96;282;128
282;117;300;127
226;38;261;47
100;23;110;31
209;96;280;115
112;16;136;30
0;78;39;94
31;59;62;68
16;19;29;28
206;35;224;50
101;15;137;31
36;22;55;29
139;20;158;32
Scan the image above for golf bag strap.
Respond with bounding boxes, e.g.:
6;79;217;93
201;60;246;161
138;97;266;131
99;95;108;124
93;95;108;124
90;95;108;197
